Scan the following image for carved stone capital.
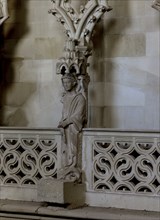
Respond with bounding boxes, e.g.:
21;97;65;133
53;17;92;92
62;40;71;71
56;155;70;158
50;0;112;98
49;0;112;43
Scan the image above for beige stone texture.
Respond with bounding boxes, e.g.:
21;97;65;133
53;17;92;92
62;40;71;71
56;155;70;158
104;34;146;58
0;0;159;130
37;179;85;206
2;82;36;106
88;0;160;129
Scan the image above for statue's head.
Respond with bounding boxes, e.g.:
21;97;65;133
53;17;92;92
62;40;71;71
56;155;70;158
61;73;77;92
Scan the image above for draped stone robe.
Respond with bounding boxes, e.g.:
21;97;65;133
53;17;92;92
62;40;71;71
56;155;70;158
152;0;160;11
59;92;86;181
0;0;9;25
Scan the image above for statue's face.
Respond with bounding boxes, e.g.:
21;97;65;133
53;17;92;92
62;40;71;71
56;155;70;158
62;78;75;91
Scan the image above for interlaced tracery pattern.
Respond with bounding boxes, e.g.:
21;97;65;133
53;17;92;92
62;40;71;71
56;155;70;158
92;137;160;195
0;132;59;186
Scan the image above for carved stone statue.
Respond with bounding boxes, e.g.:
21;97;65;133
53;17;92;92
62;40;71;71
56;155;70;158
50;0;112;183
152;0;160;11
58;73;86;182
0;0;9;26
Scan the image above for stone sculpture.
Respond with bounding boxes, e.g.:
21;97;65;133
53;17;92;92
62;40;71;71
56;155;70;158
50;0;112;182
50;0;112;99
152;0;160;11
58;73;86;181
0;0;9;25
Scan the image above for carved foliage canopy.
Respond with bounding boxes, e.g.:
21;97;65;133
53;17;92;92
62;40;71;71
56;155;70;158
49;0;112;92
50;0;112;44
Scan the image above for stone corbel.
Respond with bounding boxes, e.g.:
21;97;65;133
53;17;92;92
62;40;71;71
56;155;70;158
49;0;112;99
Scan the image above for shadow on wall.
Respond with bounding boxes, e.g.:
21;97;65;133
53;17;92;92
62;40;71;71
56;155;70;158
0;0;33;126
89;1;130;128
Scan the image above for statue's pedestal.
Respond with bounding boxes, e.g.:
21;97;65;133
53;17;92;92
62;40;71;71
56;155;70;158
37;179;85;207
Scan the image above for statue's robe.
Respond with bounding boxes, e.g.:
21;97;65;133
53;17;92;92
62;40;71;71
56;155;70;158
0;6;3;18
152;0;160;11
59;92;86;180
0;2;3;19
0;0;9;25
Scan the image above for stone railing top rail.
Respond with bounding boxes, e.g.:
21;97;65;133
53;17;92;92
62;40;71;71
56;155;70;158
83;128;160;135
0;127;61;134
0;127;159;135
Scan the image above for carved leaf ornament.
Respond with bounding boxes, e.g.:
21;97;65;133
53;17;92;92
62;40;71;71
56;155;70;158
50;0;112;43
50;0;112;98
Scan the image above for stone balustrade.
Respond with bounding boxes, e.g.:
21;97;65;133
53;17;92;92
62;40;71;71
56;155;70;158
0;127;160;211
82;129;160;211
0;127;61;201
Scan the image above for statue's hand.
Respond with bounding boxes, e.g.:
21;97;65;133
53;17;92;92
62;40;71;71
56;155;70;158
0;15;9;26
58;119;71;128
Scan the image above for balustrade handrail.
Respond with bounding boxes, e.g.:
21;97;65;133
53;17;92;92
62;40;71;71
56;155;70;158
0;127;61;132
83;128;160;134
1;126;159;133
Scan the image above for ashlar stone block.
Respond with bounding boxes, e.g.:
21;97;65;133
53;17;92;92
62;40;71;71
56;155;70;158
37;179;85;207
104;34;146;57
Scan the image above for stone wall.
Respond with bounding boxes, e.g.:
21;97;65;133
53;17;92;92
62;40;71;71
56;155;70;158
0;0;64;127
89;0;160;129
0;0;159;129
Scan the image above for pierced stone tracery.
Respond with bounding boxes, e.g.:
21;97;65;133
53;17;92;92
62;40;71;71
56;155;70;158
92;137;160;195
0;134;58;186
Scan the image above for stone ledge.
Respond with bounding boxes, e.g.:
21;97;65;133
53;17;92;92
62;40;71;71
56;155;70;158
0;200;160;220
